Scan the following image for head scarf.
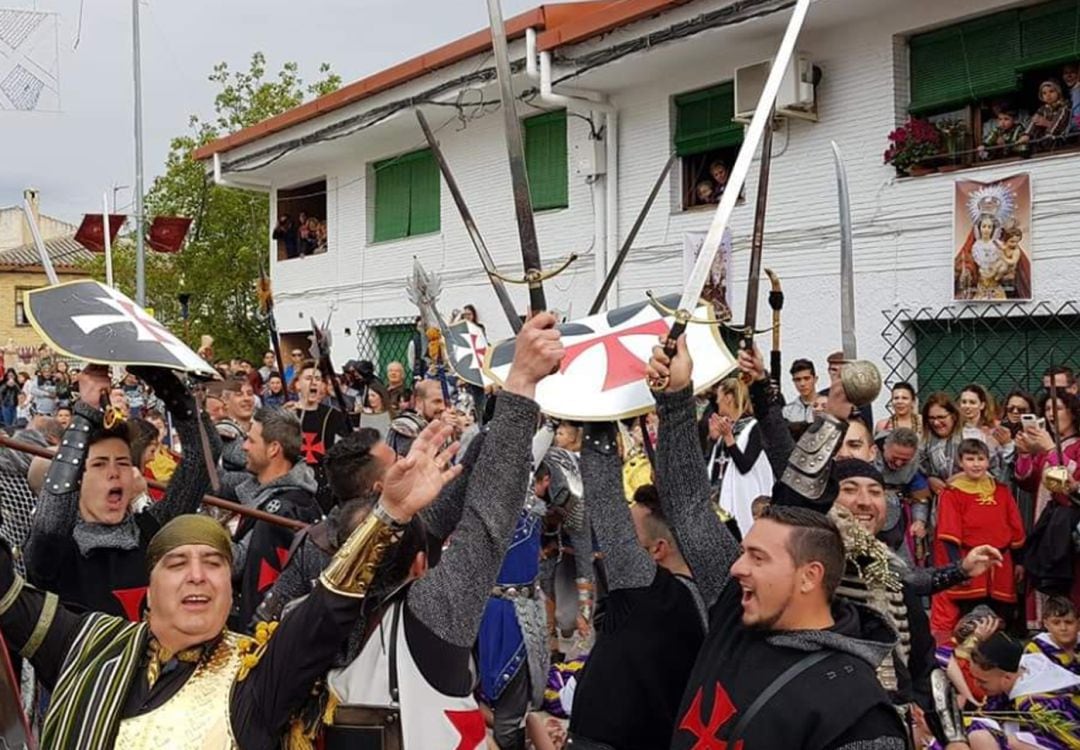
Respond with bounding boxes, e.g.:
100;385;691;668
146;514;232;572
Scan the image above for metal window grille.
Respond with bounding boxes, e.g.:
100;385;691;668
880;301;1080;400
354;316;418;381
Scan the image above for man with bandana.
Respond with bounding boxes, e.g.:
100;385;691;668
0;416;461;749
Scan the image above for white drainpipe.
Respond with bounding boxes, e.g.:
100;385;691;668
213;152;272;192
527;29;619;312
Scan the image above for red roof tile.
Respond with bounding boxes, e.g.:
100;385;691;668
194;1;680;162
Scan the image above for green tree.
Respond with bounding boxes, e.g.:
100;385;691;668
87;53;341;361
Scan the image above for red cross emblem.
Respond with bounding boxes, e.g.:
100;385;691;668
445;709;486;750
560;318;670;392
300;432;325;464
677;683;743;750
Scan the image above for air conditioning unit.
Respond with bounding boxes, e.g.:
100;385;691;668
733;53;818;123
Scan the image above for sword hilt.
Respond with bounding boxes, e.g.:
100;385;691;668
647;314;689;393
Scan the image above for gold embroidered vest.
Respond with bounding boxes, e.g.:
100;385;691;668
114;632;244;750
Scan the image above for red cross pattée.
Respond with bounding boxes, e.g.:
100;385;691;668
677;683;743;750
300;432;326;464
559;318;670;392
445;709;486;750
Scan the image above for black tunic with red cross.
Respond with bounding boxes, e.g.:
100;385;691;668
299;403;351;514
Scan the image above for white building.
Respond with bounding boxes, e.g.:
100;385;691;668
196;0;1080;412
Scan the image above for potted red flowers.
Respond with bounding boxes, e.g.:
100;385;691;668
884;117;941;176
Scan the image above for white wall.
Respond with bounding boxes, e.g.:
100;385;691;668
261;0;1080;414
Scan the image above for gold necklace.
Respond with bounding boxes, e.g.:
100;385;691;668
145;638;206;689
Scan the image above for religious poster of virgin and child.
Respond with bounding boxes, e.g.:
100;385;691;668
953;174;1032;302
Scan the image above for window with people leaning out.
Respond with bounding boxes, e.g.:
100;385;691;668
893;0;1080;176
674;82;745;210
272;179;328;261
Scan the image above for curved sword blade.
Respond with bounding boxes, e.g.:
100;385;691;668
831;140;856;360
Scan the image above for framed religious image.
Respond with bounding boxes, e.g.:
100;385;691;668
953;174;1032;302
684;229;734;322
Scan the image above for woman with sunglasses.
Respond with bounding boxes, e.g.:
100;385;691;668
998;390;1038;528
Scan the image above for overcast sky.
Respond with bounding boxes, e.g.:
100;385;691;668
2;0;539;222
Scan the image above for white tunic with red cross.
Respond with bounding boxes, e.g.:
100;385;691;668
326;600;487;749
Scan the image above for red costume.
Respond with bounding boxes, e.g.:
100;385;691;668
930;476;1025;637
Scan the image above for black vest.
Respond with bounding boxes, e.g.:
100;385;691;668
670;581;904;750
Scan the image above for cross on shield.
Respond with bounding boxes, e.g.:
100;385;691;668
25;280;217;376
483;295;736;421
443;319;493;388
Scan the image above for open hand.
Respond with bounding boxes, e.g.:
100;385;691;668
378;420;462;522
647;334;692;393
961;544;1003;578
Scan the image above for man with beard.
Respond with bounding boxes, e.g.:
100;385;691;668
0;416;461;749
647;337;905;749
829;460;1002;720
232;406;321;628
387;379;446;458
292;363;351;513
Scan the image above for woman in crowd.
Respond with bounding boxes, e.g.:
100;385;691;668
0;369;19;427
998;389;1038;527
876;381;921;435
919;392;964;496
704;377;773;537
462;303;486;334
1014;390;1080;628
262;372;289;408
959;383;1014;479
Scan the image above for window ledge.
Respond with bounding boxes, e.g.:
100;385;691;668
896;144;1080;181
367;229;442;247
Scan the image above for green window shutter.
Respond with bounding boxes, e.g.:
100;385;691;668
408;150;440;236
909;10;1021;114
674;82;743;157
1020;0;1080;71
373;157;411;242
373;150;439;241
524;110;568;211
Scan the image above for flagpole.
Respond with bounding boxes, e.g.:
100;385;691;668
132;0;146;306
103;194;114;288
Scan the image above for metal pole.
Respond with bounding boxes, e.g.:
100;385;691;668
132;0;146;305
103;194;114;288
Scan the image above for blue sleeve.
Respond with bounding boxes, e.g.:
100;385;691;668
908;472;929;493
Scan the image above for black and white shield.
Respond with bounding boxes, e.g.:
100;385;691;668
26;280;217;376
443;319;492;388
483;295;736;421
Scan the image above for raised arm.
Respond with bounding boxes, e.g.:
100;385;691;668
130;368;217;526
408;313;562;648
648;336;740;608
580;422;655;591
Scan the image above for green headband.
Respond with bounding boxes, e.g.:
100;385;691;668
146;514;232;572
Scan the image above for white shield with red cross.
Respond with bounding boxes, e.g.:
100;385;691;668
25;280;218;376
482;295;736;420
442;319;493;388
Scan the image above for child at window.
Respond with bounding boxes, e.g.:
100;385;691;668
709;159;729;199
931;439;1026;637
694;180;716;205
1026;595;1079;675
1024;79;1070;147
978;105;1028;160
